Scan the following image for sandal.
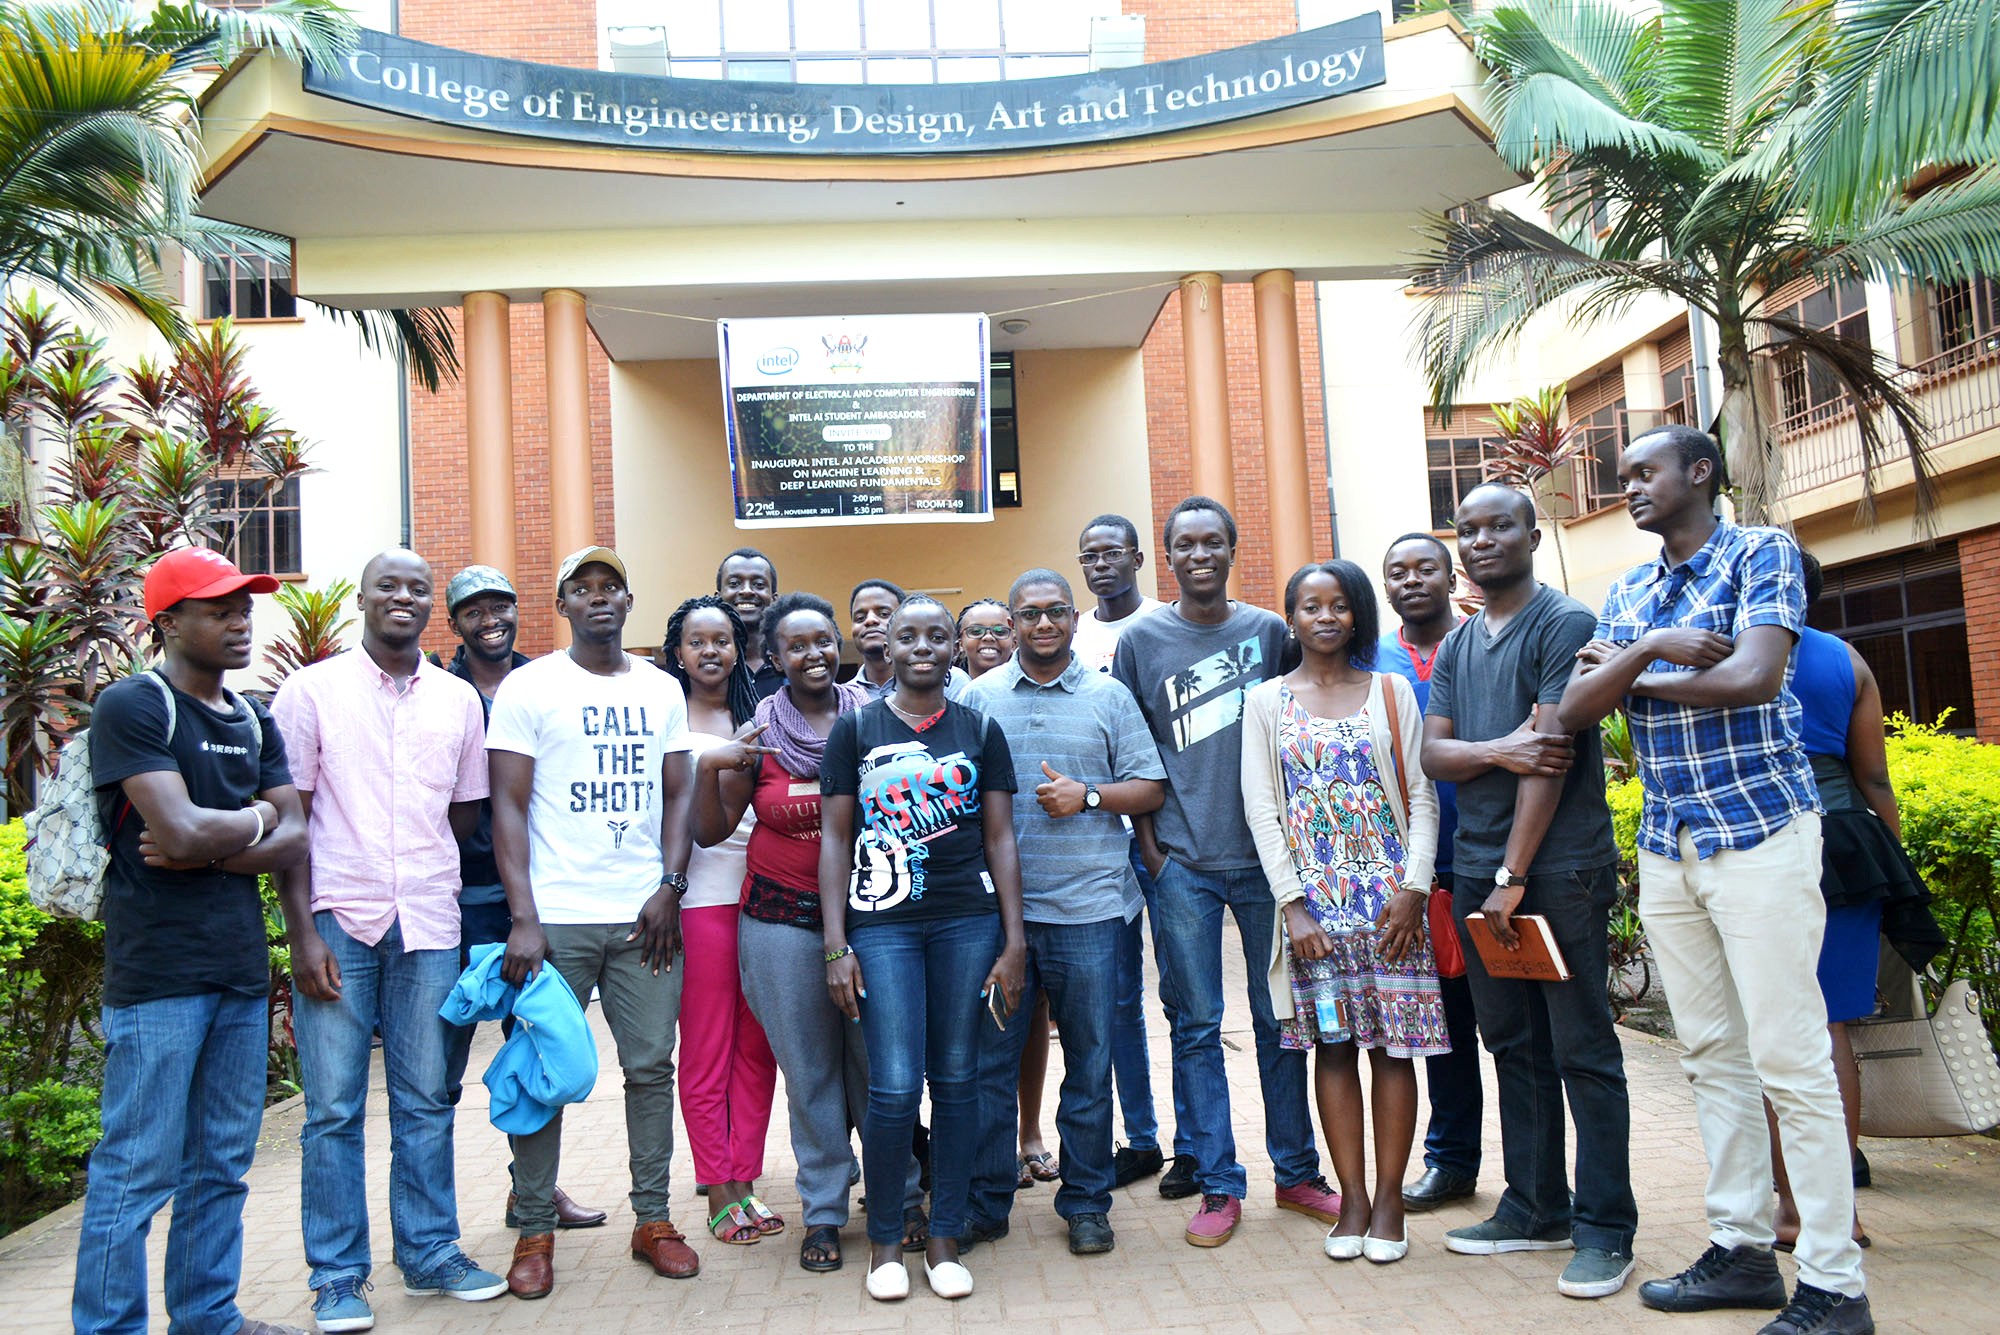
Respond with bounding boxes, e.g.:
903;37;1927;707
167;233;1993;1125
800;1224;842;1272
1017;1158;1035;1189
900;1204;929;1254
708;1199;762;1245
1023;1151;1060;1182
743;1194;786;1236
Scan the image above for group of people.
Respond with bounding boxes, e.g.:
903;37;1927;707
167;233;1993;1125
71;423;1901;1335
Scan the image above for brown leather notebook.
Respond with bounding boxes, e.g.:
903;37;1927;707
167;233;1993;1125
1462;913;1572;982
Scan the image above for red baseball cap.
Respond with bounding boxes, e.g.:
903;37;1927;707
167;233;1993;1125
143;547;281;620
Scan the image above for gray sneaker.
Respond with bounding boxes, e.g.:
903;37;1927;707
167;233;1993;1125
1443;1216;1574;1255
1557;1247;1636;1299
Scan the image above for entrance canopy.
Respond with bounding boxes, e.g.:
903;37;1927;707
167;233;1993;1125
196;13;1518;358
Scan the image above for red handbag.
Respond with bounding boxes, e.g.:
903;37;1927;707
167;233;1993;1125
1379;676;1466;978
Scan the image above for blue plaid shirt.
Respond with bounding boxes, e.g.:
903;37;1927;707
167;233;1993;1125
1595;521;1819;860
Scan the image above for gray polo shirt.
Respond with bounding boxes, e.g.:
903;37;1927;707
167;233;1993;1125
963;655;1166;924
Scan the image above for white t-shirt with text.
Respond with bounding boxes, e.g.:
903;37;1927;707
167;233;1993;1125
1071;596;1164;674
486;652;692;924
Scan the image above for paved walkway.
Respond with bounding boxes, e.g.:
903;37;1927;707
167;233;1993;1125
8;940;1998;1334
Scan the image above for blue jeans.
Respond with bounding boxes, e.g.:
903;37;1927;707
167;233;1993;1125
1422;874;1484;1179
443;895;513;1106
295;912;463;1287
968;917;1121;1224
1112;841;1192;1156
1150;858;1319;1199
73;991;268;1335
1455;865;1637;1254
852;912;1003;1245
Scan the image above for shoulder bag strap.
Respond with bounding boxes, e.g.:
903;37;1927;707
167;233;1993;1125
1377;673;1411;811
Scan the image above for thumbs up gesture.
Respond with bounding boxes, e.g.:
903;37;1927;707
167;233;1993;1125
1035;761;1087;818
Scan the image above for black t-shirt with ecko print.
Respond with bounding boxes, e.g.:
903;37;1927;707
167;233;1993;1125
821;700;1016;925
90;671;293;1006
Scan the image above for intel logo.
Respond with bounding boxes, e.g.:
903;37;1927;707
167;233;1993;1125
757;347;799;375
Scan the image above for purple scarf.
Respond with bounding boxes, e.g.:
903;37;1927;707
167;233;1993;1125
756;679;867;780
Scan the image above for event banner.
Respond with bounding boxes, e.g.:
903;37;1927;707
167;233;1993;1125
718;314;991;529
300;16;1385;156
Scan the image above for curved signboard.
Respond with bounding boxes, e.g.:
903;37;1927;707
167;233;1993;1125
300;15;1385;156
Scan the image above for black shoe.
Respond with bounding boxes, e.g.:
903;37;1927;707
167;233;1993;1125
1113;1145;1164;1188
1401;1166;1477;1212
1067;1212;1115;1255
1638;1244;1788;1313
954;1218;1010;1255
1852;1147;1871;1189
1158;1156;1201;1200
1759;1284;1875;1335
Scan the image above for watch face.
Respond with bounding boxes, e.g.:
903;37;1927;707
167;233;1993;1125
1085;788;1101;808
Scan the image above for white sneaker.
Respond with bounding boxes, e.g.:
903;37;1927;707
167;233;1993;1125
924;1257;974;1299
866;1260;909;1302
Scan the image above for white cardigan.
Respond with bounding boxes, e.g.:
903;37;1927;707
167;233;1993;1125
1240;672;1439;1022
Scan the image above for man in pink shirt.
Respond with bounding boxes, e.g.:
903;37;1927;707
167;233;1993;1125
273;549;506;1332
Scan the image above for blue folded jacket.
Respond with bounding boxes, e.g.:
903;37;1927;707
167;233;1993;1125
439;943;598;1135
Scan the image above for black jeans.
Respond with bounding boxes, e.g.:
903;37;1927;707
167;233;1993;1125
1455;864;1637;1254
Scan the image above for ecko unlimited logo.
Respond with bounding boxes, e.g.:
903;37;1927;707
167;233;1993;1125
757;347;800;375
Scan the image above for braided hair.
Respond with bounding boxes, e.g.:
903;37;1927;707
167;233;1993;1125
661;594;758;728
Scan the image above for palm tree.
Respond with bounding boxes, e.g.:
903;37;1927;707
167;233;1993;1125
0;1;457;389
1410;0;2000;527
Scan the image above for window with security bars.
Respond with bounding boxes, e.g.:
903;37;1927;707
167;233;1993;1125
208;474;303;576
1770;277;1869;430
1567;371;1628;513
606;0;1112;83
1424;410;1498;530
1924;277;2000;368
1806;544;1974;734
203;243;296;321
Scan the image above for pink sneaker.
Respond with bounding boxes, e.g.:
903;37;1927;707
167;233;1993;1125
1185;1194;1242;1247
1275;1175;1343;1225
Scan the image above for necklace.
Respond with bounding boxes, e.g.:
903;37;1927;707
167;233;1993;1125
885;695;945;730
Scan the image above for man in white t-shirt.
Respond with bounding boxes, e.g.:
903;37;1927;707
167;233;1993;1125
485;546;697;1299
1068;514;1179;1191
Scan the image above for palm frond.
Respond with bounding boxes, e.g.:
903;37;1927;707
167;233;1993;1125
302;303;461;393
1815;169;2000;285
1655;0;1802;155
1789;0;2000;225
139;1;359;78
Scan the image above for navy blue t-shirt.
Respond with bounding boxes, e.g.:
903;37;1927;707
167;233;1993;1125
90;672;291;1006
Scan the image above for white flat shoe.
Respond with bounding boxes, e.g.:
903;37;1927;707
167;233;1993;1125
1363;1232;1409;1264
1324;1230;1365;1260
924;1257;974;1299
866;1260;908;1301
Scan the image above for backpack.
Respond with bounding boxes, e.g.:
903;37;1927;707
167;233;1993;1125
23;671;260;920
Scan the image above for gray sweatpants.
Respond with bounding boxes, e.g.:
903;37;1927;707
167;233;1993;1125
738;914;920;1228
510;922;684;1233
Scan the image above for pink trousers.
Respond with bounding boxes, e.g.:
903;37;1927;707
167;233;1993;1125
677;904;778;1186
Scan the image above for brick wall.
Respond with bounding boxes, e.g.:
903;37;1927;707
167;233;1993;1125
399;0;612;656
1961;525;2000;744
1129;2;1336;611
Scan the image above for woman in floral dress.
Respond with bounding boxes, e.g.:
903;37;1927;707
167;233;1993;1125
1243;560;1443;1265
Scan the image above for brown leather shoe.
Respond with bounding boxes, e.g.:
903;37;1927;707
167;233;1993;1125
507;1233;555;1300
631;1220;700;1279
506;1187;609;1230
552;1187;608;1228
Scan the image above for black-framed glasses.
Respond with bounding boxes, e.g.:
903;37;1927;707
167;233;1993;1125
1076;548;1132;567
960;624;1013;639
1015;605;1074;624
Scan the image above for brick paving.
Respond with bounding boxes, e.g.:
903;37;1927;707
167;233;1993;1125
7;940;1998;1334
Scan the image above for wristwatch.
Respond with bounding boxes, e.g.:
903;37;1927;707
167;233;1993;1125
1083;783;1103;811
661;872;690;897
1495;868;1527;889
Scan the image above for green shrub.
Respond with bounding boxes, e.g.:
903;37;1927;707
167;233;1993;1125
1884;717;2000;1039
0;819;104;1233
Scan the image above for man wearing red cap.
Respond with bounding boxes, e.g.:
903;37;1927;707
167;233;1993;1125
73;548;311;1335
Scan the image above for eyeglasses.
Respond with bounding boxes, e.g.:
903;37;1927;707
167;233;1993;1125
1015;605;1074;624
960;624;1013;639
1077;548;1132;567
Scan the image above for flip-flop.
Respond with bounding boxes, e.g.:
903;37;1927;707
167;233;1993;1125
1772;1235;1870;1253
744;1194;786;1236
1023;1151;1060;1182
708;1199;762;1245
800;1224;842;1272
